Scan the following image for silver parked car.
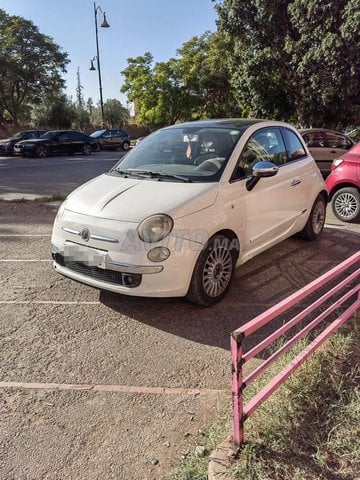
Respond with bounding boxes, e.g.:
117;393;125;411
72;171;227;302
300;128;354;176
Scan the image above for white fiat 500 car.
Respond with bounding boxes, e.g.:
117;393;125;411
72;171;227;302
51;119;327;306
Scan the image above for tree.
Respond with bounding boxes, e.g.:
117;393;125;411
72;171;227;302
121;37;237;128
0;8;69;130
177;32;240;118
215;0;360;127
91;99;129;128
31;94;77;129
74;68;90;131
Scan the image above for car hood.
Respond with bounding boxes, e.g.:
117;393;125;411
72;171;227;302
15;138;45;145
66;173;219;222
0;137;15;144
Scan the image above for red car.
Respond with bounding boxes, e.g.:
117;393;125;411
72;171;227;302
325;142;360;222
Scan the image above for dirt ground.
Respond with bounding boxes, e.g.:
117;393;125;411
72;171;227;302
0;201;359;479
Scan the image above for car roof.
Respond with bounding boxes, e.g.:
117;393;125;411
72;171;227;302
161;119;268;130
299;128;348;135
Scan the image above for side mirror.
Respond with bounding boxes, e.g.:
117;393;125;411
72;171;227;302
252;161;279;178
246;161;279;191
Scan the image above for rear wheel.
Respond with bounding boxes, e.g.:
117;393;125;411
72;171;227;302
186;234;237;307
299;194;326;240
35;145;48;158
332;187;360;222
82;144;92;155
122;141;130;151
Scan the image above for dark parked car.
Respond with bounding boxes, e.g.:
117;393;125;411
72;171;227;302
0;130;47;155
90;129;131;151
325;142;360;222
300;128;354;176
13;130;99;158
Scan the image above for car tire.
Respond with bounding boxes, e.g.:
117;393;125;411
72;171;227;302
186;234;238;307
332;187;360;222
35;145;48;158
122;141;130;151
93;142;101;152
82;144;92;155
299;194;326;240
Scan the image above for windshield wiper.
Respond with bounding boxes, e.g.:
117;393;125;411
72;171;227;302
111;169;147;178
128;170;193;183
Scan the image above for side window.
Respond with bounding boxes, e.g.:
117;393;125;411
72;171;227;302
282;129;307;161
103;130;111;137
303;132;325;148
234;128;287;178
58;133;68;141
326;132;350;149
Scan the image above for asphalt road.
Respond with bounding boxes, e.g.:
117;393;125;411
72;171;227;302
0;151;125;196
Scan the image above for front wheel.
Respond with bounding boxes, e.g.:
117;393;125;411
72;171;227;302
186;234;238;307
122;141;130;151
299;194;326;240
35;145;48;158
332;187;360;222
82;144;92;155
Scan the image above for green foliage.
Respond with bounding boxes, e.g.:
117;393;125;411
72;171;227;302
121;34;239;128
90;98;129;128
215;0;360;127
31;94;77;129
0;8;69;128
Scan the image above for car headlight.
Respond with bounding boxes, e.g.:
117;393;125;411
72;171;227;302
55;200;67;223
138;214;173;243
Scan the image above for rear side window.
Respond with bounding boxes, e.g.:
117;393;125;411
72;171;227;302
282;129;307;161
326;132;352;149
302;132;326;147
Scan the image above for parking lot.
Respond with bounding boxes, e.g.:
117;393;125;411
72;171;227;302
0;179;359;478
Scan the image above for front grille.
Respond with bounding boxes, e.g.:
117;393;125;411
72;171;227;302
53;253;141;288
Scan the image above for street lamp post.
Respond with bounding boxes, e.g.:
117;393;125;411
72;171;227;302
91;2;109;127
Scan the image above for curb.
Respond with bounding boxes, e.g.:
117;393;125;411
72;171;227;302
208;436;237;480
0;193;44;201
0;194;63;207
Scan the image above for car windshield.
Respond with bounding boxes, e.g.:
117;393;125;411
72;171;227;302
110;126;245;182
12;132;25;139
90;130;106;138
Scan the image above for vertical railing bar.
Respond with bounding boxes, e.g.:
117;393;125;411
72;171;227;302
231;331;244;449
243;269;360;363
243;286;359;387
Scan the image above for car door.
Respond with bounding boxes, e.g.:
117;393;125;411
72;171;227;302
67;131;83;153
326;131;353;164
102;130;113;148
302;131;329;175
53;132;69;154
223;127;310;257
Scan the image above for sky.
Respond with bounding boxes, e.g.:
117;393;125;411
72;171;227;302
1;0;218;108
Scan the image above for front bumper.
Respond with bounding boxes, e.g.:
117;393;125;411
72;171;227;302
51;210;200;298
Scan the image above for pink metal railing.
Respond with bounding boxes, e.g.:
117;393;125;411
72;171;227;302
231;251;360;449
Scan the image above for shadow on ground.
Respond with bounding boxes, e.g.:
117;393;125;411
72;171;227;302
101;228;359;352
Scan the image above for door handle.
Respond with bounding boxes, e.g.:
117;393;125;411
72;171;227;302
330;150;337;153
291;178;301;187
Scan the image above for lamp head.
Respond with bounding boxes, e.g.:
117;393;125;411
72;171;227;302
101;13;110;28
89;59;96;71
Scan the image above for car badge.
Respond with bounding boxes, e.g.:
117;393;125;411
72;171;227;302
81;228;90;242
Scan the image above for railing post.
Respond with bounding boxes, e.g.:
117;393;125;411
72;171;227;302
231;331;245;451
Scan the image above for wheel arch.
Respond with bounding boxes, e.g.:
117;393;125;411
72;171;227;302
328;183;359;201
211;229;240;258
